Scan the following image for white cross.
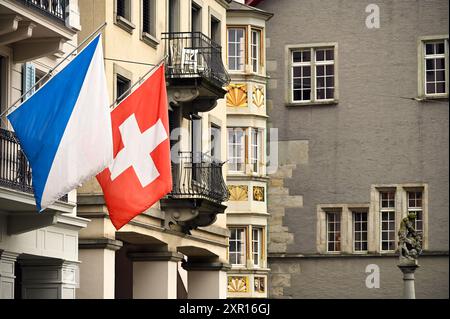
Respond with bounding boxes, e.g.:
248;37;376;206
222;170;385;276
109;114;168;187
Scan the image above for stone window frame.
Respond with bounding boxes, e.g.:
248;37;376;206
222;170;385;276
113;63;133;102
317;204;370;254
417;35;449;99
371;184;429;253
114;0;136;34
285;42;339;107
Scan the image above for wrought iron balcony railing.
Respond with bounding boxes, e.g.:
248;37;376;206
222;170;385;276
162;32;231;88
20;0;67;23
0;128;67;203
168;152;230;204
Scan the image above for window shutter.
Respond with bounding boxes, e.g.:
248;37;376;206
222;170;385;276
22;62;36;101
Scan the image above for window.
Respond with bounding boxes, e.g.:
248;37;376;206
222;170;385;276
290;46;336;103
191;3;202;33
210;123;221;161
227;128;245;172
380;191;396;252
229;228;246;266
423;40;448;96
211;16;221;44
252;228;262;267
117;0;131;20
353;212;368;252
116;74;131;102
408;191;423;233
250;128;261;173
251;29;261;73
142;0;155;36
168;0;180;33
326;211;341;252
191;115;202;181
228;28;245;71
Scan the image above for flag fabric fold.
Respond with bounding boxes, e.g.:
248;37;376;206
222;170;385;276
96;64;172;230
7;34;113;211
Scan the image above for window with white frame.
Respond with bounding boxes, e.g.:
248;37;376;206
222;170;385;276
353;211;368;252
408;191;423;233
229;227;246;266
227;128;245;172
251;29;261;73
423;40;448;96
326;211;341;252
291;46;335;103
252;227;262;267
250;128;262;173
228;28;245;71
380;191;396;252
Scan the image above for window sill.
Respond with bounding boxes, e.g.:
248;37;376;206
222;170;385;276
416;95;448;102
141;32;159;49
286;100;339;107
115;15;135;34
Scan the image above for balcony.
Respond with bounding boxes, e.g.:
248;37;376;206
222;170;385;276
0;128;68;206
0;0;79;62
162;32;230;114
161;152;230;234
19;0;67;23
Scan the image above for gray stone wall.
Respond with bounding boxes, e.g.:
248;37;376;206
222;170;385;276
257;0;449;298
270;255;449;299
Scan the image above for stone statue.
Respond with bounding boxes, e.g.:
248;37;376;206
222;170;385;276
398;212;423;261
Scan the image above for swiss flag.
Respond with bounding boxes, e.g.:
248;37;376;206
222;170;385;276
97;65;172;230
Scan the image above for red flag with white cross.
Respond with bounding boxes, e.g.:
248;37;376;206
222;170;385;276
96;64;172;230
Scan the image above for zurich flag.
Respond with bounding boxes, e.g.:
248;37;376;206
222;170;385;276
8;34;113;211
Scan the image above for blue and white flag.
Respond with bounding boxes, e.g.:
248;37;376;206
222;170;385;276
8;34;113;211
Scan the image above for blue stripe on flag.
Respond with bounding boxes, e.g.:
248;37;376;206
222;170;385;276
8;35;101;211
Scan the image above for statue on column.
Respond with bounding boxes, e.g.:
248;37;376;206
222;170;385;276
398;212;423;261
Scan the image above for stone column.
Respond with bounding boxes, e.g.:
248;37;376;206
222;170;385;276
129;251;183;299
398;260;419;299
77;238;123;299
183;262;230;299
19;258;80;299
0;251;19;299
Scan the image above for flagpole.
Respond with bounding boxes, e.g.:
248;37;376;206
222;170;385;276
0;22;108;119
110;55;168;110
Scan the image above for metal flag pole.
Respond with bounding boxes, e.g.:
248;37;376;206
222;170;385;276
110;55;168;110
0;22;108;119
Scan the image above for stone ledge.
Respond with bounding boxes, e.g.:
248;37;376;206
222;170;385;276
268;251;449;259
79;238;123;251
128;251;184;262
182;262;231;272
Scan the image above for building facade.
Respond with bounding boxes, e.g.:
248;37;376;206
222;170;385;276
224;0;272;298
76;0;232;299
253;0;449;298
0;0;87;299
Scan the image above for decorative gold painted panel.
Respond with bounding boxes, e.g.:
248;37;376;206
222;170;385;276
253;186;265;202
228;276;249;293
254;276;266;293
226;84;248;107
228;185;248;201
253;86;265;107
